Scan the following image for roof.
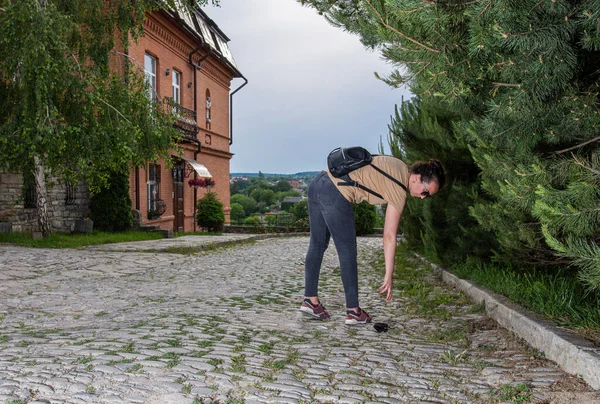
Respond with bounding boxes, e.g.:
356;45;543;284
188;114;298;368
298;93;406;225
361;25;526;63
166;1;243;78
282;197;304;203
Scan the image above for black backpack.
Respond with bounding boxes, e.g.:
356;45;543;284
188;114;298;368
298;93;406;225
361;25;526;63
327;146;407;200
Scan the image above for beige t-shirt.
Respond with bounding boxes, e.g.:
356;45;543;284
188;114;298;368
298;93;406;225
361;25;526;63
326;155;409;213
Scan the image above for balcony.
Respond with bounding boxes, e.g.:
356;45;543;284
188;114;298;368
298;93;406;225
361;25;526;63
163;98;198;143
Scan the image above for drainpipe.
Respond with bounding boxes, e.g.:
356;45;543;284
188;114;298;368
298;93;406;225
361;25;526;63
192;143;201;232
229;75;248;146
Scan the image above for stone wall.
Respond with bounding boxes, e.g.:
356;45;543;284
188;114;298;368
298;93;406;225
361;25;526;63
0;171;91;233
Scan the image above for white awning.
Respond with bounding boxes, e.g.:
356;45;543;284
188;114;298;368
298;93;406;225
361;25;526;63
183;158;212;178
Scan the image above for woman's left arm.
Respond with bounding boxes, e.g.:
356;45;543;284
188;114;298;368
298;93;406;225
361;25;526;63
378;204;401;300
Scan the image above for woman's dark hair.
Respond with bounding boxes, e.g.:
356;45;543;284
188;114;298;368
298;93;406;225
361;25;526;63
410;159;445;189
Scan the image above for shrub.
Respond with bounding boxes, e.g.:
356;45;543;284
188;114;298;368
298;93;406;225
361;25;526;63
230;203;245;224
196;192;225;232
353;201;376;236
91;167;133;232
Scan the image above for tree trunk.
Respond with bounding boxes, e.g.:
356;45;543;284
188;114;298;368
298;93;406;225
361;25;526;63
34;155;51;237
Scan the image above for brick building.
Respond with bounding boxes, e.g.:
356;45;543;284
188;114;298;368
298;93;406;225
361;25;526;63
0;5;245;234
127;6;245;232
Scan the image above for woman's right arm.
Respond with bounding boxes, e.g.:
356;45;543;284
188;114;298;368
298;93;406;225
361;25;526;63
378;204;401;300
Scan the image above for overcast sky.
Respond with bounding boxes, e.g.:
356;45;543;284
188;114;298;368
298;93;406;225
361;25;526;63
204;0;412;174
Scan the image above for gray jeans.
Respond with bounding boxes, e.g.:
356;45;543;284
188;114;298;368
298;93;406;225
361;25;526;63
304;171;359;308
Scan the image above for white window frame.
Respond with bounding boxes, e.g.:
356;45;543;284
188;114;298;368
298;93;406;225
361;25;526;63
144;53;157;101
147;164;160;212
172;70;181;104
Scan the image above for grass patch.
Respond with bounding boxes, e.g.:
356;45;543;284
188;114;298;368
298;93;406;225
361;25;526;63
230;354;246;372
452;259;600;341
489;383;532;403
384;244;464;319
208;358;223;367
258;341;275;354
166;239;257;255
426;325;469;347
0;230;163;248
197;340;214;348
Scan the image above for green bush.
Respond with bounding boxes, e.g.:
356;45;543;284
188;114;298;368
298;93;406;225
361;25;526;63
196;192;225;232
353;201;376;236
90;167;133;232
230;203;245;224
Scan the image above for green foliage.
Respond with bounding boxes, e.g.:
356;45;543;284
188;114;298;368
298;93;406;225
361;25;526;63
302;0;600;292
196;192;224;232
0;0;188;190
291;200;308;222
390;97;497;264
231;194;258;215
353;201;376;236
229;203;245;224
273;180;293;192
0;231;162;248
452;259;600;330
243;215;262;232
250;188;276;206
90;166;133;232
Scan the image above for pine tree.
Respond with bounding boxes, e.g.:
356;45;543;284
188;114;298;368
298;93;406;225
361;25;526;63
300;0;600;291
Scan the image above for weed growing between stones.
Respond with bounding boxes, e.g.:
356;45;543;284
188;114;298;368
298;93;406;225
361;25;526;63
258;341;275;354
73;354;93;365
125;363;144;373
439;349;468;365
426;325;469;348
489;383;532;403
208;358;223;367
230;354;246;372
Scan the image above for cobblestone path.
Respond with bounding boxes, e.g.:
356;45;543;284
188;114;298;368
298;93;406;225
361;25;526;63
0;236;598;403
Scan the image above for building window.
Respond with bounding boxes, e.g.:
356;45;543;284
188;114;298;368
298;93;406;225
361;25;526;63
172;70;181;104
147;163;161;214
65;181;76;205
144;53;157;101
205;89;211;130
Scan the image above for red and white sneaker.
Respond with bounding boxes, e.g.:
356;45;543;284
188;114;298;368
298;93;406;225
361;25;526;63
299;298;331;320
345;308;372;325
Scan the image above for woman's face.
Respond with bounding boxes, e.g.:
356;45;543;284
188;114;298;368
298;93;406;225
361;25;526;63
409;174;439;199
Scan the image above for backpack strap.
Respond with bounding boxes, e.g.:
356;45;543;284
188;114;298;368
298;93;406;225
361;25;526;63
370;163;408;193
336;163;407;200
337;175;385;200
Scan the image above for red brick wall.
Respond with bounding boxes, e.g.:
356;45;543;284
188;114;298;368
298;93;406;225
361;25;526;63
126;10;234;232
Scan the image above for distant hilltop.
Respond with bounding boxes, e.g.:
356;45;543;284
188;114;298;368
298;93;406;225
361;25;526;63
231;171;319;178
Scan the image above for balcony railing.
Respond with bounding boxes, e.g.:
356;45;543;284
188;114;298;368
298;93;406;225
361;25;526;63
163;98;198;142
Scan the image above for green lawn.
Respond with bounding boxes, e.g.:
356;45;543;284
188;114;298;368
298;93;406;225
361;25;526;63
0;231;164;248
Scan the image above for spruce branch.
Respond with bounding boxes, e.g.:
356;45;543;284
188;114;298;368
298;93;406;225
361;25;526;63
405;62;433;86
554;135;600;155
571;153;600;176
422;0;479;6
365;0;441;53
493;126;517;138
476;0;494;18
491;82;521;88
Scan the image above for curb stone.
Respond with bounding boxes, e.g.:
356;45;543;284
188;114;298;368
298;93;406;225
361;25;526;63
429;261;600;390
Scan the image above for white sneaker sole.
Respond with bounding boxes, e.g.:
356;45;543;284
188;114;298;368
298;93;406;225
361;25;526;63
299;305;328;319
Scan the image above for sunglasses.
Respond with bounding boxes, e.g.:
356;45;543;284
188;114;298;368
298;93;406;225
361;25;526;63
421;182;431;198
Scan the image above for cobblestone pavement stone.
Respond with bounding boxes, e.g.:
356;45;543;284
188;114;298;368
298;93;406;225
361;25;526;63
0;236;599;404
